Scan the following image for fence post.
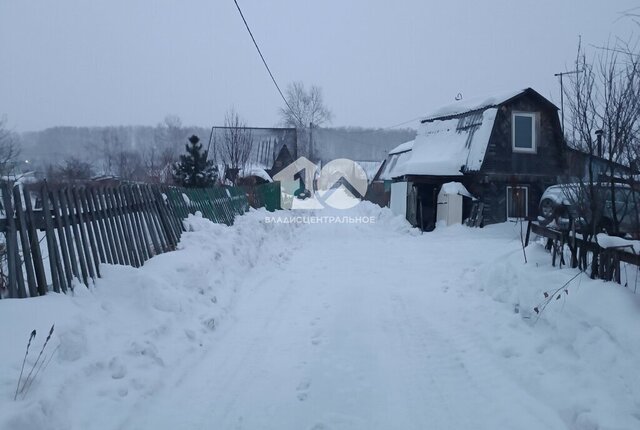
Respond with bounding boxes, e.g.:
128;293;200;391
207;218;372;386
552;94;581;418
2;183;24;298
40;183;65;293
13;185;38;296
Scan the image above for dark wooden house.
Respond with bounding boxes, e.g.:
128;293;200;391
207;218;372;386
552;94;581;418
388;88;567;230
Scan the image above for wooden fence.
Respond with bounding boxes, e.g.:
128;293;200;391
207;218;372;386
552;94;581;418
525;221;640;284
0;182;251;299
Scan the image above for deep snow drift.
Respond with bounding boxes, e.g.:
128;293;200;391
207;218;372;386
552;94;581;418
1;203;639;430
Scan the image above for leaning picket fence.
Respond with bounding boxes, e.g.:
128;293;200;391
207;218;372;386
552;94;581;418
0;181;251;299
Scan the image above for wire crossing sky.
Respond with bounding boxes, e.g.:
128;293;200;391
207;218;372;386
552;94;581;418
0;0;638;132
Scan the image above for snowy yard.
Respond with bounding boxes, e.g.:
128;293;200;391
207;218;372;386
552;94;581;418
1;203;639;430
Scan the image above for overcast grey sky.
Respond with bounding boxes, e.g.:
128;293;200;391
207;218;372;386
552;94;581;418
1;0;638;132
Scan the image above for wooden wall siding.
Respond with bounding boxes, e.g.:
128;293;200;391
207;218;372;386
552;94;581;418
0;182;252;299
481;94;565;177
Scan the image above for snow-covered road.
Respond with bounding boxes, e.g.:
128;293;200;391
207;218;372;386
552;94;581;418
2;205;640;430
121;218;566;430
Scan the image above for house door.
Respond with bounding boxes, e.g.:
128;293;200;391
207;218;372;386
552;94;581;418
506;186;529;219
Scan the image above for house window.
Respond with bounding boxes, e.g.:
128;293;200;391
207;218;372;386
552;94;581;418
512;113;536;153
507;186;528;219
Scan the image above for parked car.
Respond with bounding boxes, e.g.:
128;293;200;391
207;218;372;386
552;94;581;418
539;183;640;236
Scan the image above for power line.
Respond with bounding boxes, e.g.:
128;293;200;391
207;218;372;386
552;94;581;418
231;0;301;124
383;116;423;129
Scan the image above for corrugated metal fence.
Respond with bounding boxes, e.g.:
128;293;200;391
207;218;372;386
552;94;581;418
0;182;266;299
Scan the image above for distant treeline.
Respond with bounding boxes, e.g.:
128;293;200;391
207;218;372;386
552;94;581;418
18;118;416;182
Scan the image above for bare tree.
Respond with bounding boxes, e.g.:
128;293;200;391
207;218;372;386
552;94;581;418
115;149;146;181
219;109;254;184
46;157;95;182
278;82;332;129
155;115;184;164
140;115;185;183
98;128;119;176
0;115;21;178
563;38;640;238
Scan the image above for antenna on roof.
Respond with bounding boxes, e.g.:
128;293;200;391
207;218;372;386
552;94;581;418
554;69;580;135
455;93;463;101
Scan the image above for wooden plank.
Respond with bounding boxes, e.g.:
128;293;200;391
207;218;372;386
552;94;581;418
172;187;190;221
88;188;113;263
202;189;217;220
105;187;131;266
2;183;22;298
159;185;183;241
62;188;90;285
13;186;38;297
123;185;149;263
97;187;125;265
150;185;177;250
51;188;77;288
135;185;163;255
40;184;64;293
110;187;138;267
153;186;180;249
192;189;209;218
131;185;159;257
119;186;144;267
139;185;168;253
115;186;140;266
80;187;105;265
73;188;100;279
530;222;563;241
23;188;48;295
140;185;167;250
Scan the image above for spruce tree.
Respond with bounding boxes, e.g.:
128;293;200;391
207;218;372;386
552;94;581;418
172;135;218;188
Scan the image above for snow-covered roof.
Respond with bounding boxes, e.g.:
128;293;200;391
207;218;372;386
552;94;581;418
354;161;383;181
239;167;273;182
399;108;498;176
388;140;414;155
440;181;475;199
378;148;414;181
422;89;528;121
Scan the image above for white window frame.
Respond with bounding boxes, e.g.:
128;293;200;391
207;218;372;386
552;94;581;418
506;186;529;219
512;112;537;153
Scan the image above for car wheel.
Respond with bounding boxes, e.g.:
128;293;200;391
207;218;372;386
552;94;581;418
539;198;556;220
598;217;613;235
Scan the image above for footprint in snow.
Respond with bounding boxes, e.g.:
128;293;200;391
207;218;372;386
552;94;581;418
296;379;311;401
311;330;323;346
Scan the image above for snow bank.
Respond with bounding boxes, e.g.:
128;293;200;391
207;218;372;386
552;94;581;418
1;204;639;430
460;224;640;430
0;210;300;430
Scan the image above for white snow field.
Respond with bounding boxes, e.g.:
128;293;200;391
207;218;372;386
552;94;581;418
1;203;640;430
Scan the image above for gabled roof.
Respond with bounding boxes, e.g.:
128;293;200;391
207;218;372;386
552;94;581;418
421;87;558;123
393;87;557;177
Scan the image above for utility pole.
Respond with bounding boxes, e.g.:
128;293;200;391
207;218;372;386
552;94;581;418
309;122;313;162
554;69;580;135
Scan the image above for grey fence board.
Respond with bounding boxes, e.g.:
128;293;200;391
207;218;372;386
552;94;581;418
1;181;261;298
